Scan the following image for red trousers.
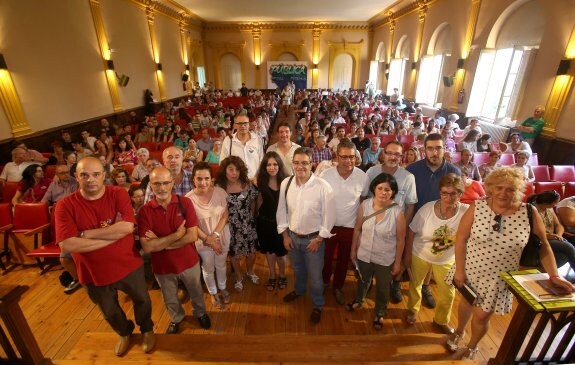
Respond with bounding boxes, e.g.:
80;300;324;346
322;226;353;290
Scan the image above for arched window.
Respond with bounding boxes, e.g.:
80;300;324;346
387;35;410;96
415;23;452;105
277;52;297;61
467;0;544;121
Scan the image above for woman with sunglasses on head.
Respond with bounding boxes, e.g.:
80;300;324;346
444;167;573;360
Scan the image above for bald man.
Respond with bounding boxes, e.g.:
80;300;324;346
139;167;210;334
55;157;154;357
219;114;264;179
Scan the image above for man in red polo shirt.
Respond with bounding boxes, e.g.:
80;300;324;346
138;166;210;334
55;157;154;357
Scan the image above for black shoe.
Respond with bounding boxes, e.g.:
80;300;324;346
310;308;322;324
64;280;81;295
197;314;211;329
422;285;436;309
283;290;302;303
390;280;402;304
165;321;180;334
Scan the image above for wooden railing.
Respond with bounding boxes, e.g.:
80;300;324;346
0;285;45;365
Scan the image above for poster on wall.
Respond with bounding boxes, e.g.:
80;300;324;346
267;61;308;90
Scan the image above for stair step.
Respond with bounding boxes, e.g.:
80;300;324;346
61;332;477;364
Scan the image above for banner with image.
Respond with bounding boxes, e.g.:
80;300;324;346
267;61;308;90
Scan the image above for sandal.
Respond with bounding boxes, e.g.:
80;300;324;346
234;280;243;292
278;277;288;290
345;301;362;312
211;294;224;309
406;311;417;325
266;278;277;291
373;316;384;330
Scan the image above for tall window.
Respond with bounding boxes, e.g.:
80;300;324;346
467;47;530;121
197;67;206;87
415;55;444;105
386;58;407;96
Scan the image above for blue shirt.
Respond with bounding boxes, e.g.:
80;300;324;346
362;148;382;166
406;159;461;212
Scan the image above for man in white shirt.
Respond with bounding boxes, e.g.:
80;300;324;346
366;140;418;304
0;148;34;186
266;122;300;175
320;140;369;305
462;118;482;137
80;130;98;151
219;114;264;179
390;88;401;106
331;110;346;126
277;147;335;324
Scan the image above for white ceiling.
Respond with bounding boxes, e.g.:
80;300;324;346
173;0;402;22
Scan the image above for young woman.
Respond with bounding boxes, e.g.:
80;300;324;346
94;138;113;163
348;173;406;330
114;136;137;166
216;156;259;291
184;138;203;163
187;162;231;309
255;152;288;291
458;130;480;153
476;134;492;153
403;147;420;168
12;164;51;204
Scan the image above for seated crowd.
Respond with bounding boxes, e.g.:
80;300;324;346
0;85;573;361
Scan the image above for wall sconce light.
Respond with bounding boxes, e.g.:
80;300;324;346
411;62;417;70
457;58;465;69
255;64;260;70
313;64;318;69
556;59;572;75
106;59;115;70
185;64;190;71
0;54;8;70
156;63;163;71
385;63;390;70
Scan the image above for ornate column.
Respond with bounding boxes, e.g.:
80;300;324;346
252;24;262;88
179;18;191;95
312;25;321;89
449;0;481;111
542;25;575;136
88;0;122;112
146;4;166;101
0;62;32;137
411;3;427;99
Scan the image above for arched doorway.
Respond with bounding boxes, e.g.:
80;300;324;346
220;53;242;91
332;53;353;92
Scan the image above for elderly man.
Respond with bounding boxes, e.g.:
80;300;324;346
516;105;545;145
132;148;150;181
139;167;210;334
320;140;369;305
277;147;335;324
311;135;332;170
219;114;264;179
362;137;382;168
42;164;81;294
0;148;34;186
55;157;154;356
12;141;49;165
267;122;300;175
144;146;192;202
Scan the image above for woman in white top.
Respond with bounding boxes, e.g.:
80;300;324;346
405;174;469;333
512;149;535;182
348;173;406;330
186;162;231;309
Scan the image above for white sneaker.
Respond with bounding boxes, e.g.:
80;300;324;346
446;331;465;352
234;280;243;292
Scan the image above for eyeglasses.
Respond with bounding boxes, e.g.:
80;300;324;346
493;214;502;233
440;191;460;197
338;155;356;160
293;161;311;166
384;151;402;158
151;181;173;188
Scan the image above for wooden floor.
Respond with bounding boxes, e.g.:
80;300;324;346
0;254;513;364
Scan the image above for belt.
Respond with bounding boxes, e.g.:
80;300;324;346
290;230;319;239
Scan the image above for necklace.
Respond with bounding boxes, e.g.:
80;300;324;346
437;200;459;220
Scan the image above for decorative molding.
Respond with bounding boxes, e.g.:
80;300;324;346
370;0;440;30
0;70;33;137
328;40;364;89
205;22;369;32
208;43;246;88
268;42;306;61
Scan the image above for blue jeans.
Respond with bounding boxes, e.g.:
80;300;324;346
288;231;325;309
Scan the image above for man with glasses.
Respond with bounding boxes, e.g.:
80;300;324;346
277;147;335;324
138;166;210;334
319;140;369;305
144;146;192;202
366;140;418;303
55;157;155;356
219;114;264;179
405;133;460;309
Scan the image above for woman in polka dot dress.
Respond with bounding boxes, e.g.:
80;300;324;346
444;167;574;360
